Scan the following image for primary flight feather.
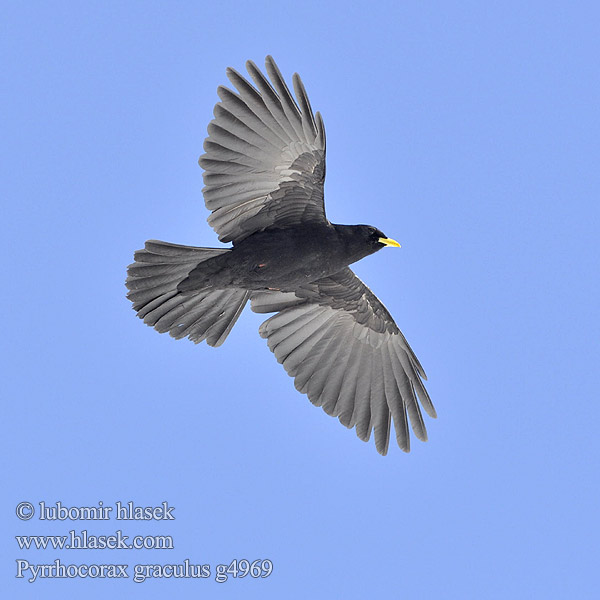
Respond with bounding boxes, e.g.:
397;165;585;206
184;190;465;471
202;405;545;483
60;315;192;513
126;56;435;455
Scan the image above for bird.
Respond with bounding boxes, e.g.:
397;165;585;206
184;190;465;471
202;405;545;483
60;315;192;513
126;56;435;455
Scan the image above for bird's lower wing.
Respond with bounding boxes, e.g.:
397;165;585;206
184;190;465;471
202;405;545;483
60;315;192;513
251;269;435;455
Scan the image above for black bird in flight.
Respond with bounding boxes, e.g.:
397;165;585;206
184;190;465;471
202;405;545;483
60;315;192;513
126;56;435;455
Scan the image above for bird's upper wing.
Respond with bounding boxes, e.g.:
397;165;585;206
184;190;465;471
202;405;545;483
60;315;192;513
199;56;327;244
251;268;436;455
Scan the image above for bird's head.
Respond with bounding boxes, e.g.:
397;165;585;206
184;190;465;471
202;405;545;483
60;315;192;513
335;224;401;264
356;225;401;251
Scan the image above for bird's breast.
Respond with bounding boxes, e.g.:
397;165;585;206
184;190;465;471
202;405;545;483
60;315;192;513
228;227;349;290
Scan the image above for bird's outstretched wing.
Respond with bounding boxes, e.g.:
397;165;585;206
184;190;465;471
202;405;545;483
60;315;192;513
251;268;436;455
200;56;327;244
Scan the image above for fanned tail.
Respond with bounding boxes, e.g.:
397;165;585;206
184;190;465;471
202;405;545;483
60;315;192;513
126;240;249;347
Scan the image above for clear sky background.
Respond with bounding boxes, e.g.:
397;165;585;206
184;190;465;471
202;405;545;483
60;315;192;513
2;1;599;598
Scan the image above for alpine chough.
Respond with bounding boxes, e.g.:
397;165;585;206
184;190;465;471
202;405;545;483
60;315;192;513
126;56;435;455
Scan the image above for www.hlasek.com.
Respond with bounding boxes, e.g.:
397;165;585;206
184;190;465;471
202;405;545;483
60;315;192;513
14;501;272;583
16;558;274;583
16;530;173;550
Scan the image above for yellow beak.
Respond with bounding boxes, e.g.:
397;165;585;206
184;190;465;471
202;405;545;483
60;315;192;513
378;237;401;248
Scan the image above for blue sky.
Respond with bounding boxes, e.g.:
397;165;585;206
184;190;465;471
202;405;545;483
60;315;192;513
2;1;598;598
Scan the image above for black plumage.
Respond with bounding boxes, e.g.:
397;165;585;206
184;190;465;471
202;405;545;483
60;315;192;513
126;56;435;455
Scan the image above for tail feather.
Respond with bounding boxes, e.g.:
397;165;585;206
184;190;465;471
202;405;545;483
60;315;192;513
126;240;249;347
